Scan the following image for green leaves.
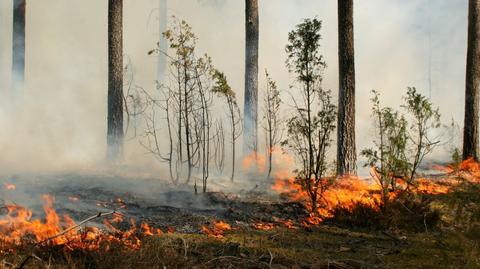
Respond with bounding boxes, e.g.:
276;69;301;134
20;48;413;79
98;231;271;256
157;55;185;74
362;88;442;196
285;18;326;87
282;18;336;212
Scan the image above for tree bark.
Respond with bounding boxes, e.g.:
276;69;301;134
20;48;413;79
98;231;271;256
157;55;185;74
463;0;480;160
12;0;25;103
337;0;357;175
107;0;124;161
243;0;259;157
157;0;167;83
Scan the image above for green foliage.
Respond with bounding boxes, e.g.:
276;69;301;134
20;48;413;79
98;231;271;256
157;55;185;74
361;90;409;197
361;88;441;200
282;18;337;212
452;148;462;166
212;70;235;99
402;87;441;182
285;18;326;85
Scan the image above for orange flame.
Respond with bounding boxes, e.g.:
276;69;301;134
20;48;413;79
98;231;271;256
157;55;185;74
201;220;232;238
272;155;480;226
0;195;155;252
242;151;266;173
252;222;275;231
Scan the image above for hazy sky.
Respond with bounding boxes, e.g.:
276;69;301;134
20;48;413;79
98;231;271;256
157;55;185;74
0;0;469;173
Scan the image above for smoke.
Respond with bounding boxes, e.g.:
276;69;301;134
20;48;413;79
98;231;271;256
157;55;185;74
0;0;469;178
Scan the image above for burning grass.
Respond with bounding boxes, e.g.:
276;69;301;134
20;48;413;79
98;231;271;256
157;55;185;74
0;159;479;268
0;195;164;254
271;158;480;232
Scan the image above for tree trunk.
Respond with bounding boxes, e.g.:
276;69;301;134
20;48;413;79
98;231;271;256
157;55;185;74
243;0;259;157
157;0;167;83
337;0;357;175
12;0;25;104
107;0;124;161
463;0;480;160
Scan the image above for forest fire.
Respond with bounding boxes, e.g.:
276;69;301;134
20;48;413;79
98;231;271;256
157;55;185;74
0;195;160;253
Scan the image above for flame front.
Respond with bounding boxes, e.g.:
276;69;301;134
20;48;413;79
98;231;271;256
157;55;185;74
0;195;161;252
271;156;480;226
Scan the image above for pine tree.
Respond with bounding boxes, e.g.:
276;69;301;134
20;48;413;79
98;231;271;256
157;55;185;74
337;0;357;175
107;0;124;161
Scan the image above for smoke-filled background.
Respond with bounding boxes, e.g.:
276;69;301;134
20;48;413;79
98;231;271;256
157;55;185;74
0;0;468;176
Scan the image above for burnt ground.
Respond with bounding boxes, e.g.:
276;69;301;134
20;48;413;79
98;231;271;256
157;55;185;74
0;172;479;268
0;172;310;233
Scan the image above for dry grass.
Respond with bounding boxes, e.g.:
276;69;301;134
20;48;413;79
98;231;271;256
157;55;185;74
1;181;479;269
0;223;478;269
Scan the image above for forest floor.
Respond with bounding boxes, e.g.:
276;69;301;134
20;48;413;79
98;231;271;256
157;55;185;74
0;171;479;268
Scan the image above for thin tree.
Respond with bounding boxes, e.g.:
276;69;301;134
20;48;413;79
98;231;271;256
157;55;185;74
283;18;337;213
463;0;480;160
243;0;259;157
213;71;242;182
262;70;282;179
157;0;168;83
107;0;124;161
12;0;26;103
337;0;357;175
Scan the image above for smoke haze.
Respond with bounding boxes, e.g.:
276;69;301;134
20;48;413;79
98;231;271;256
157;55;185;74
0;0;469;176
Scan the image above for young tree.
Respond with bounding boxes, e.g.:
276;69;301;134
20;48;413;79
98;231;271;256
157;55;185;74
282;19;337;213
12;0;26;103
262;70;282;179
463;0;480;160
157;0;168;83
402;87;441;183
107;0;124;161
337;0;357;176
362;90;409;202
213;71;242;182
243;0;259;157
145;19;220;191
362;88;441;202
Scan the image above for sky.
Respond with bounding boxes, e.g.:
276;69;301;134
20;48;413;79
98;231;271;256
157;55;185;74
0;0;470;174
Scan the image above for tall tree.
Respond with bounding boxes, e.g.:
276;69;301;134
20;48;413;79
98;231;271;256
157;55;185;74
243;0;259;157
463;0;480;160
337;0;357;175
157;0;167;83
107;0;124;161
12;0;25;103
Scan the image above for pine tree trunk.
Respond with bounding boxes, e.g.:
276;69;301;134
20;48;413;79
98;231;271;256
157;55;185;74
12;0;25;103
463;0;480;161
157;0;167;83
337;0;357;175
107;0;124;161
243;0;259;157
